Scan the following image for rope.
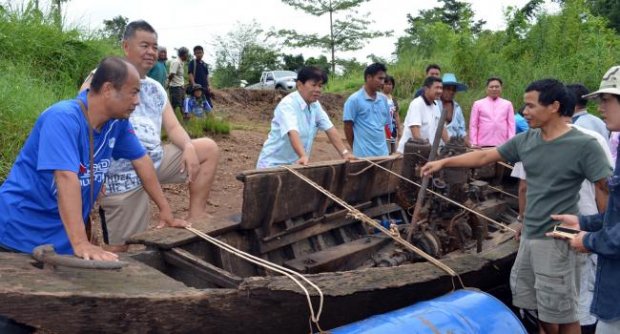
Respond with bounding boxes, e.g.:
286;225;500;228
484;183;519;199
359;158;517;234
282;165;459;278
185;227;326;333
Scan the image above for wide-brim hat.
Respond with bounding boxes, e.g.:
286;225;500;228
191;84;203;92
441;73;467;92
583;65;620;99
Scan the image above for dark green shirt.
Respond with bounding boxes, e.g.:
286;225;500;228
498;128;612;238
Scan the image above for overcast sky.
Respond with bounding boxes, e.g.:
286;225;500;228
13;0;559;64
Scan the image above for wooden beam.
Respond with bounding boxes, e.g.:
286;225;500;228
258;201;390;254
284;236;391;273
163;247;242;288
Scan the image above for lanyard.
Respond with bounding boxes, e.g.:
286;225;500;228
77;99;94;211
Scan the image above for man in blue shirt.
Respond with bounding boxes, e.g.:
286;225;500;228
0;57;186;261
256;66;353;168
344;63;391;157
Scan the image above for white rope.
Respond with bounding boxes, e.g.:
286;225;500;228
185;227;325;332
281;165;459;277
359;158;517;234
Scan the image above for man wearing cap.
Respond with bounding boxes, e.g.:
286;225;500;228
553;66;620;334
437;73;468;145
183;84;211;119
469;77;515;147
423;78;611;334
147;45;168;88
396;76;448;154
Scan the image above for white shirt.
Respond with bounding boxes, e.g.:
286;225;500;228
397;96;441;153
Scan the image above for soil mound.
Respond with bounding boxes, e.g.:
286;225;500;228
211;88;347;121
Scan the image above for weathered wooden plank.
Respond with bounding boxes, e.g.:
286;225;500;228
257;202;395;254
163;248;242;288
237;157;402;230
0;253;192;295
284;235;391;273
127;217;240;249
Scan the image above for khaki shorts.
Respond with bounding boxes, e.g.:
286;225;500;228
510;236;580;324
101;144;187;245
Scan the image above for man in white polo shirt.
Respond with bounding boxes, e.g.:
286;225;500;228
397;76;448;153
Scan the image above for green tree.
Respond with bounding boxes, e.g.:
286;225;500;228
51;0;69;28
282;53;305;71
586;0;620;33
212;21;281;87
101;15;128;44
305;55;331;74
279;0;391;74
397;0;485;54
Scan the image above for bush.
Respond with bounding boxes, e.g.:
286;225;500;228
184;115;231;138
0;2;118;181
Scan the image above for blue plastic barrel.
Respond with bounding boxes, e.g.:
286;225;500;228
329;290;526;334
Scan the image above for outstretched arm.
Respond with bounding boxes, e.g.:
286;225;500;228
55;170;118;261
287;130;309;165
421;148;503;176
325;127;354;160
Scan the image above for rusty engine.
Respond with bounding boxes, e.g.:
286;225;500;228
395;138;518;260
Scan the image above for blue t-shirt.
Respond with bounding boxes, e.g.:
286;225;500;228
0;91;146;254
515;113;529;134
343;88;390;157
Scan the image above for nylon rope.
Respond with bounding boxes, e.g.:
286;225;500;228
282;165;460;278
185;226;326;333
359;158;517;234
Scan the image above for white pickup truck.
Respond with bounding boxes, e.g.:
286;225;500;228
246;70;297;91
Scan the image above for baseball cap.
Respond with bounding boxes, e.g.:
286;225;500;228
583;65;620;99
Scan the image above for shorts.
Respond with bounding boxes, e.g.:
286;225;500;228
510;236;580;324
101;144;187;245
169;86;185;109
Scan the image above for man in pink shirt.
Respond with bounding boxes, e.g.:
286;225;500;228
469;77;516;147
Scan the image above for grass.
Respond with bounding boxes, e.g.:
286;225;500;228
183;114;232;138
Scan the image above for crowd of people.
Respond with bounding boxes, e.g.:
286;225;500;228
0;18;620;334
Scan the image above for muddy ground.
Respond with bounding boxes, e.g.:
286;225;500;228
151;88;349;226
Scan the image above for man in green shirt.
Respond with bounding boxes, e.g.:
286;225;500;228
422;79;611;334
146;45;168;88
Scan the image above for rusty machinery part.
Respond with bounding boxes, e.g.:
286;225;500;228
32;244;128;270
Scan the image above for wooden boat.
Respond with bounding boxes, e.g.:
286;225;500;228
0;150;520;333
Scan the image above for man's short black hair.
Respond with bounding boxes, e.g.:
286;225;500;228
90;57;130;93
487;77;503;86
193;45;204;53
423;76;442;88
122;20;157;41
425;64;441;74
566;83;589;108
364;63;387;81
297;66;328;85
525;79;575;117
385;75;395;88
178;47;189;57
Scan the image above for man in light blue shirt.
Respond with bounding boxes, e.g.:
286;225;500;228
344;63;391;157
257;66;353;168
568;83;609;139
